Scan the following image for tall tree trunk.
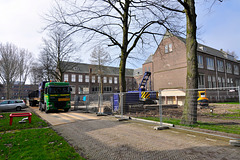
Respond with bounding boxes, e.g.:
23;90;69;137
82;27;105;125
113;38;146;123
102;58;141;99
119;53;127;92
119;0;129;93
181;0;198;125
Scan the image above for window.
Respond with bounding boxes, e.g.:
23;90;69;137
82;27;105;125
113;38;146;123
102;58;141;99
71;74;76;82
169;44;173;52
78;87;83;94
64;74;68;81
227;78;230;87
103;86;112;92
206;57;214;70
218;77;222;88
114;77;118;84
85;75;89;82
217;60;224;72
98;76;101;83
92;76;95;83
222;78;225;87
236;79;240;87
208;75;212;88
83;87;89;94
109;77;112;84
92;86;99;92
103;77;107;83
71;86;75;94
78;75;83;82
197;55;203;68
164;45;168;53
198;74;205;88
230;78;234;87
212;76;216;88
234;65;239;75
226;63;232;74
164;44;173;53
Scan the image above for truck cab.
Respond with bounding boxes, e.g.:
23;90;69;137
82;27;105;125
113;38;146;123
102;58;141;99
39;81;72;113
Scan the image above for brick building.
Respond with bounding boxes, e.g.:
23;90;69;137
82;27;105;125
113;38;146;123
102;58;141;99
0;83;38;100
152;31;240;90
62;62;135;97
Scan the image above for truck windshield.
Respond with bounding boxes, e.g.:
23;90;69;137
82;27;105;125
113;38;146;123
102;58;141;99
48;87;70;94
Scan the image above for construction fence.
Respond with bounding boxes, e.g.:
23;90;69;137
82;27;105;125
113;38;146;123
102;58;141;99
73;87;240;127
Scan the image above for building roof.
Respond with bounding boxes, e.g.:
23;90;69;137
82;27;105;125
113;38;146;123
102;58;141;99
64;62;134;77
133;68;143;77
143;54;153;64
177;36;236;61
165;32;237;62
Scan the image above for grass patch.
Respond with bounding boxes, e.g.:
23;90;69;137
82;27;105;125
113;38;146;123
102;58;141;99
202;111;240;120
0;112;48;132
0;128;84;160
0;112;85;160
138;117;240;135
216;102;240;105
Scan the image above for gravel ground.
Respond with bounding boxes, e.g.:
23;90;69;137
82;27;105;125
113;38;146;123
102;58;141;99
51;115;240;160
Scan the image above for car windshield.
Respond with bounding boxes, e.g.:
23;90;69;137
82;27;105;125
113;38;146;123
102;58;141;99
48;87;70;94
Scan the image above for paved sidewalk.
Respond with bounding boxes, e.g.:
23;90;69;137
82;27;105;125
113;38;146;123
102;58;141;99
51;115;240;160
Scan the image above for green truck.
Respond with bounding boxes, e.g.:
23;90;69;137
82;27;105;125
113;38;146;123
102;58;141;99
39;81;72;113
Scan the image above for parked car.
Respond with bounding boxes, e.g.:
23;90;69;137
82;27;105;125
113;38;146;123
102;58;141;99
0;100;27;111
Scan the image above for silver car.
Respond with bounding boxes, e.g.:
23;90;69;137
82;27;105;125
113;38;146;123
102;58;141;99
0;100;27;111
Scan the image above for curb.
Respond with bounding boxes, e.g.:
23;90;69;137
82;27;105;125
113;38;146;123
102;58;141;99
229;139;240;147
114;115;173;127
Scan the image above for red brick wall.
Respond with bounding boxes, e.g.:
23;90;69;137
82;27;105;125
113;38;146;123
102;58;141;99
153;36;187;90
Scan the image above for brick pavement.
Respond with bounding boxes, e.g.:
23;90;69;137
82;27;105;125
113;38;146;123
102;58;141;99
50;115;240;160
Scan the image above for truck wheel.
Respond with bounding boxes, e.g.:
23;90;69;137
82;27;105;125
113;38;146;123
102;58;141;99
64;108;69;112
40;103;44;111
44;104;49;113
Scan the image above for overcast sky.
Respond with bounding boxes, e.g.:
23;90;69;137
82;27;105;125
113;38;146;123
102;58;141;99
0;0;240;69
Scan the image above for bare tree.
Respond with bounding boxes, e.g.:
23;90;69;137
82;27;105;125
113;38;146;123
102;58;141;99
17;49;33;98
45;0;184;92
225;50;238;59
38;49;55;81
89;46;111;93
40;27;78;82
29;62;45;85
0;43;19;99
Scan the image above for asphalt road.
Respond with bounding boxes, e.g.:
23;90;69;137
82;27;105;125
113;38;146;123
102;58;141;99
31;107;240;160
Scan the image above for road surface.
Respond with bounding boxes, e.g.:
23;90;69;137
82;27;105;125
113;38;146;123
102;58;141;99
31;107;240;160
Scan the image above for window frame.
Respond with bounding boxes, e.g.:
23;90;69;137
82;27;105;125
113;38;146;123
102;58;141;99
103;77;107;83
92;75;95;83
109;77;112;84
234;65;239;75
85;75;89;83
198;74;205;88
71;85;76;94
71;74;76;82
217;60;224;72
226;63;232;74
197;55;203;68
78;75;83;82
64;74;68;82
114;77;118;84
206;57;214;70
